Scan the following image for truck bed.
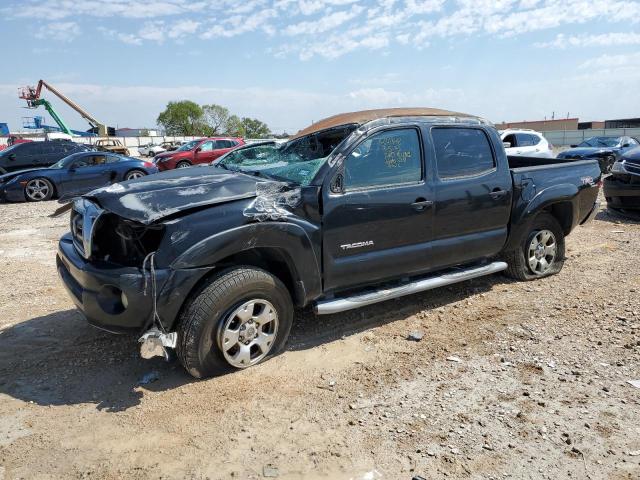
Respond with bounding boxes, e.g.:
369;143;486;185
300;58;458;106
507;155;585;170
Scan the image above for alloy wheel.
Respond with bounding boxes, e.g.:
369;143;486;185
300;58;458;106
25;179;51;201
527;229;557;274
218;299;279;368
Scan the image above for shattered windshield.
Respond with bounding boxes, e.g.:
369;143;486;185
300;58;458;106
579;137;620;148
216;126;356;185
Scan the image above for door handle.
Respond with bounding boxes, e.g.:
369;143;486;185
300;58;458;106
489;188;508;200
411;199;433;211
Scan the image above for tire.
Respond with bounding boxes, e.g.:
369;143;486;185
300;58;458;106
176;161;191;169
124;169;146;181
24;178;54;202
177;267;294;378
503;212;565;281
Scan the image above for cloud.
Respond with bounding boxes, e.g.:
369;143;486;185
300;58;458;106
5;0;640;58
34;21;81;42
579;52;640;70
536;32;640;49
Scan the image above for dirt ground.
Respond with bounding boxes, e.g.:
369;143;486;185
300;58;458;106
0;194;638;480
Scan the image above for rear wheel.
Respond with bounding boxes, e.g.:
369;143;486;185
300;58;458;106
176;161;191;169
24;178;54;202
125;169;146;181
177;267;293;378
503;213;565;281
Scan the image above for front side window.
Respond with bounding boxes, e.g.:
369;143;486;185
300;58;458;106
432;128;495;179
502;134;517;148
343;128;422;190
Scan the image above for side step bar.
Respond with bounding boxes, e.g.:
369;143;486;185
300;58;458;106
314;261;507;315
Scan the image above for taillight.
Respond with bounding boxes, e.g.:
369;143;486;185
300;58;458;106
548;143;554;150
143;162;154;168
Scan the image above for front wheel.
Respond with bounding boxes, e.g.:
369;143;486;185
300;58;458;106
176;161;191;169
177;267;294;378
25;178;54;202
503;212;565;281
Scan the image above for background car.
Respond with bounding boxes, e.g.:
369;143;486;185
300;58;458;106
0;140;90;173
94;139;130;156
0;152;157;202
603;146;640;215
500;129;553;158
139;141;181;157
557;136;640;173
153;137;244;171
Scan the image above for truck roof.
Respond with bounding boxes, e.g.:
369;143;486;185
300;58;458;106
291;107;480;140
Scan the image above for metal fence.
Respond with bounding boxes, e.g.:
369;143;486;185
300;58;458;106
540;128;640;147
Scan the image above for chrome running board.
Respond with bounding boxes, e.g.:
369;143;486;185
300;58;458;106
314;261;507;315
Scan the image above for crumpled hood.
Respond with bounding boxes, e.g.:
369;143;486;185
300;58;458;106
559;147;614;158
86;167;266;224
0;167;48;183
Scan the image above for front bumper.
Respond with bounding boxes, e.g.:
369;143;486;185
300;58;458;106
0;183;26;202
603;176;640;210
57;233;211;334
57;234;168;333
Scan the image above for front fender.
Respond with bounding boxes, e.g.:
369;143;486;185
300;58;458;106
171;221;322;303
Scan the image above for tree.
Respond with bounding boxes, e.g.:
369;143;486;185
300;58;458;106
157;101;207;136
139;128;150;136
240;117;271;138
202;104;230;135
225;115;245;137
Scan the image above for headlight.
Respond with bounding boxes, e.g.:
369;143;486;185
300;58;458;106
611;161;626;174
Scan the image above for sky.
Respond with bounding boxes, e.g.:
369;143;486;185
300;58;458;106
0;0;639;134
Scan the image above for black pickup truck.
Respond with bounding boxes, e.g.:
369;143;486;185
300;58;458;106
56;108;601;378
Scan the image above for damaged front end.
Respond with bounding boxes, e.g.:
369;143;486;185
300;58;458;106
59;198;175;360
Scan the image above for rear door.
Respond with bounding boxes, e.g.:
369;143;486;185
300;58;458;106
429;126;512;269
322;126;434;292
514;133;538;156
211;139;237;161
193;140;216;164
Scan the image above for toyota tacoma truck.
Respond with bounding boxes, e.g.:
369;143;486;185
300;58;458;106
56;108;601;378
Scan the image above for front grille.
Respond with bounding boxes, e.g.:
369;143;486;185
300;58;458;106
625;162;640;175
70;199;104;259
71;210;85;256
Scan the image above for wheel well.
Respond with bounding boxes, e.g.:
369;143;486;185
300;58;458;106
545;202;573;235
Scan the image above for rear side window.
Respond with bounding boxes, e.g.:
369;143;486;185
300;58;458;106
529;134;542;146
432;128;496;179
344;128;422;190
515;133;534;147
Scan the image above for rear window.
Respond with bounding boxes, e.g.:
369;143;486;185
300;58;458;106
432;128;495;179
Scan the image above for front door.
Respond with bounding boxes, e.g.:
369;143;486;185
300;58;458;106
429;126;512;269
67;154;111;194
322;127;433;292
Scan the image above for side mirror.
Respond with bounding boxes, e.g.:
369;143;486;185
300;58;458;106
502;142;511;149
8;153;16;160
622;143;630;148
68;166;76;173
195;147;202;153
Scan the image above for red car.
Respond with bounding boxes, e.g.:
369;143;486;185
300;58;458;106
153;137;244;171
